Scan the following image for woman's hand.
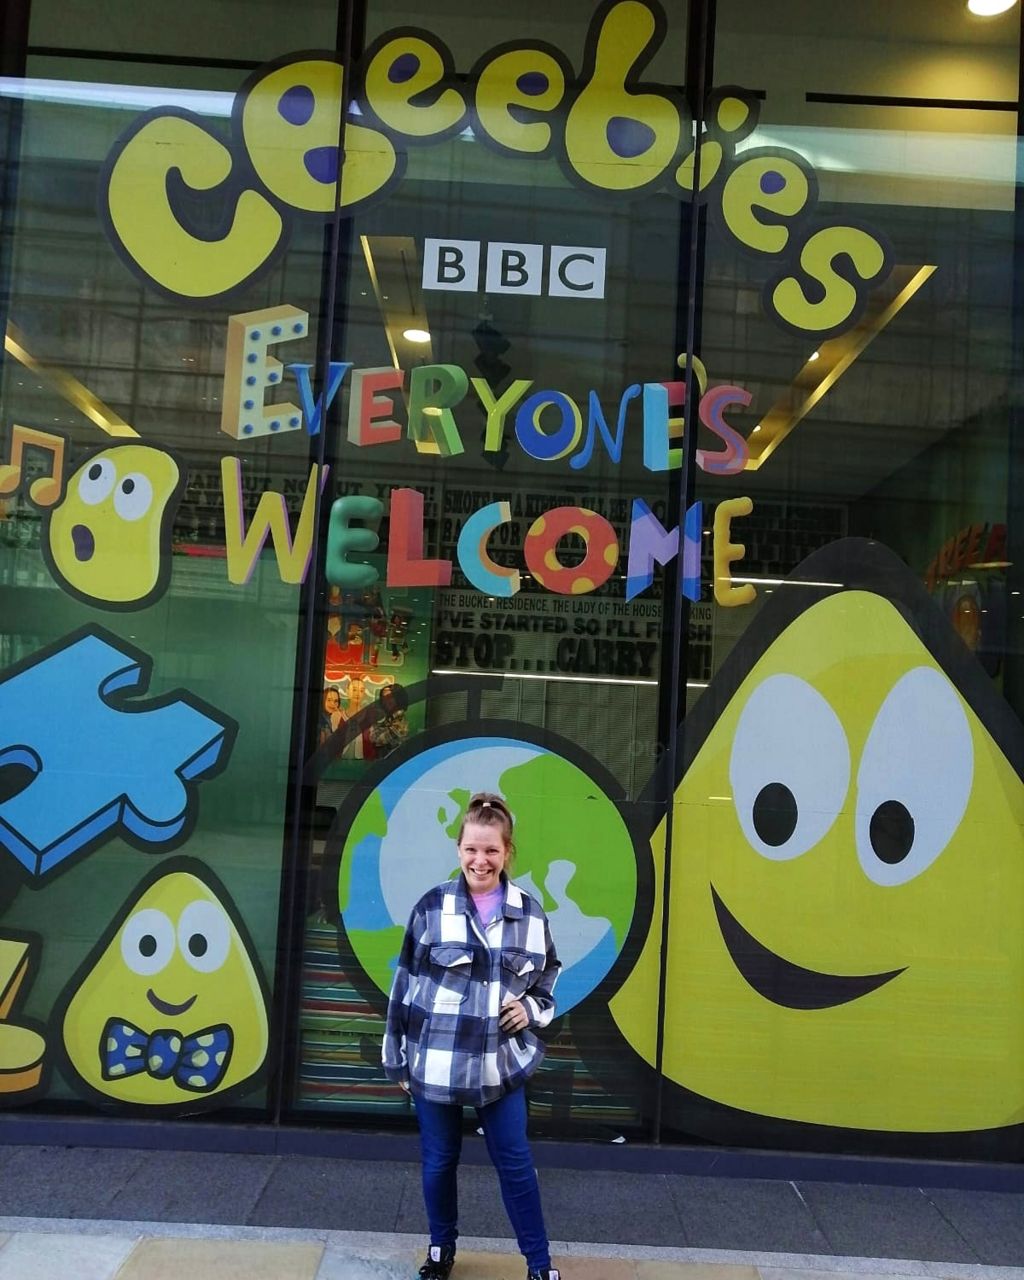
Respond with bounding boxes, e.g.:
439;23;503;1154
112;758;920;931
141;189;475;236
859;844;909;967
499;994;530;1034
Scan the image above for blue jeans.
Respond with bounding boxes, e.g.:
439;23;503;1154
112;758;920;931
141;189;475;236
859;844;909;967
414;1086;551;1271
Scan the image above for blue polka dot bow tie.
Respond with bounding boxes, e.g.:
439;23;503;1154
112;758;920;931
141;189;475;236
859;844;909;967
101;1017;233;1092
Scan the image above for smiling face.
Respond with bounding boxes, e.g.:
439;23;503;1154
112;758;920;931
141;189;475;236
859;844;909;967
45;445;181;607
62;869;268;1107
612;585;1024;1134
458;820;509;894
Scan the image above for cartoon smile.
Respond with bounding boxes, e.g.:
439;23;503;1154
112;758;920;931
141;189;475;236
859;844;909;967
71;524;95;562
711;886;905;1010
146;988;197;1017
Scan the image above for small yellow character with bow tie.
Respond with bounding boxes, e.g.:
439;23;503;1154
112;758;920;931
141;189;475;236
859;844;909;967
60;860;268;1110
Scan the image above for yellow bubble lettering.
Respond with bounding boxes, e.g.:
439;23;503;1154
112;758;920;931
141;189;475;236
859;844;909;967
713;496;756;607
242;58;397;213
474;49;567;155
103;116;283;301
771;225;888;336
362;35;466;139
563;1;681;192
721;155;811;255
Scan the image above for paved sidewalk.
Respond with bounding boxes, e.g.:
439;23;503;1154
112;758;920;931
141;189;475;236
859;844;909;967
1;1144;1024;1275
0;1221;1021;1280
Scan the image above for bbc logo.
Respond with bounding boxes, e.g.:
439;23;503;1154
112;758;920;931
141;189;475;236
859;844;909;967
422;240;606;299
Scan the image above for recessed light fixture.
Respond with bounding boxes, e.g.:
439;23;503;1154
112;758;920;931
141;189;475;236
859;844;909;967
403;328;431;343
809;350;820;361
967;0;1016;14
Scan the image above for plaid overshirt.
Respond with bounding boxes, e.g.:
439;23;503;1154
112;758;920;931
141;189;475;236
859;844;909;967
382;873;561;1106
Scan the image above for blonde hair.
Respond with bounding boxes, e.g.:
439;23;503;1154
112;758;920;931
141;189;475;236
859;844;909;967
458;792;515;860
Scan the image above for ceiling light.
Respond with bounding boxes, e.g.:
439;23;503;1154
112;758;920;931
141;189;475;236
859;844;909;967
808;350;820;361
403;328;431;343
967;0;1016;14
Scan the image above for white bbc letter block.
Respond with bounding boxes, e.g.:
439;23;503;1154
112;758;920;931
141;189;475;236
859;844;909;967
548;246;606;299
423;239;480;292
485;242;543;295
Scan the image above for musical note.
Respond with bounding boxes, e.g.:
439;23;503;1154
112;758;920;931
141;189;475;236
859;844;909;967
0;426;66;507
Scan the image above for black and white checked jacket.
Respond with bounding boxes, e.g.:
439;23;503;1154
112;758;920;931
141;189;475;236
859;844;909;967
382;874;561;1106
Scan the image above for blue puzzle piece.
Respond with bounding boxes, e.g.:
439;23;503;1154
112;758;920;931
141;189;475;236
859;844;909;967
0;628;235;879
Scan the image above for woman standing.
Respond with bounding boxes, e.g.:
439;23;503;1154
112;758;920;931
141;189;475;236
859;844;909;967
383;793;561;1280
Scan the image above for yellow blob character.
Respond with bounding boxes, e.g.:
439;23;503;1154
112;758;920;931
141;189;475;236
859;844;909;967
45;445;182;608
62;862;268;1109
611;541;1024;1135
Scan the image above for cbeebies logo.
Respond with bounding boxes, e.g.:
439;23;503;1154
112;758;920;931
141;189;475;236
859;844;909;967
100;0;891;339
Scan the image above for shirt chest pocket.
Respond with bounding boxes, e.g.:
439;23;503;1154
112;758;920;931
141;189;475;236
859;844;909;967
428;945;473;1008
500;948;537;997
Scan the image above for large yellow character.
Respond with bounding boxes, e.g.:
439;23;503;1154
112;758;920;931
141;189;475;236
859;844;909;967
61;861;268;1110
44;444;183;609
612;539;1024;1136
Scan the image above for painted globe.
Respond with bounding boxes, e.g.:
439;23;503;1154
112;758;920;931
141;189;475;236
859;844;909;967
338;735;637;1014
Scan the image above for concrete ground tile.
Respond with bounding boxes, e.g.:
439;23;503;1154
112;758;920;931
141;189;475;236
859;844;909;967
0;1231;137;1279
116;1236;324;1280
759;1270;917;1280
447;1250;542;1280
250;1157;414;1232
316;1247;410;1280
0;1145;144;1218
105;1151;277;1224
796;1185;977;1264
638;1265;759;1280
541;1170;686;1246
667;1179;828;1255
551;1255;636;1280
923;1189;1024;1268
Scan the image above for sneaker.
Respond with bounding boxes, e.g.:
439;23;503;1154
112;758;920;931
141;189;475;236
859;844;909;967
418;1244;456;1280
528;1270;560;1280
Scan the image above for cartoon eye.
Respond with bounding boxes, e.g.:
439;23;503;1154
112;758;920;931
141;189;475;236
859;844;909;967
77;457;116;506
856;666;973;887
113;473;153;522
730;673;850;860
177;900;231;974
120;908;175;977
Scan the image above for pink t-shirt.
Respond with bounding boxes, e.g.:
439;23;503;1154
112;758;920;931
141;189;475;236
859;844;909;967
470;886;503;927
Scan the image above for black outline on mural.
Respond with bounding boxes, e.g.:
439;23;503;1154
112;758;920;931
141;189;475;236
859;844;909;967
465;37;577;163
53;855;271;1117
229;48;408;218
548;0;689;200
705;142;822;262
762;215;896;344
354;27;471;149
97;106;293;308
39;442;188;613
625;537;1024;1159
0;624;238;894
